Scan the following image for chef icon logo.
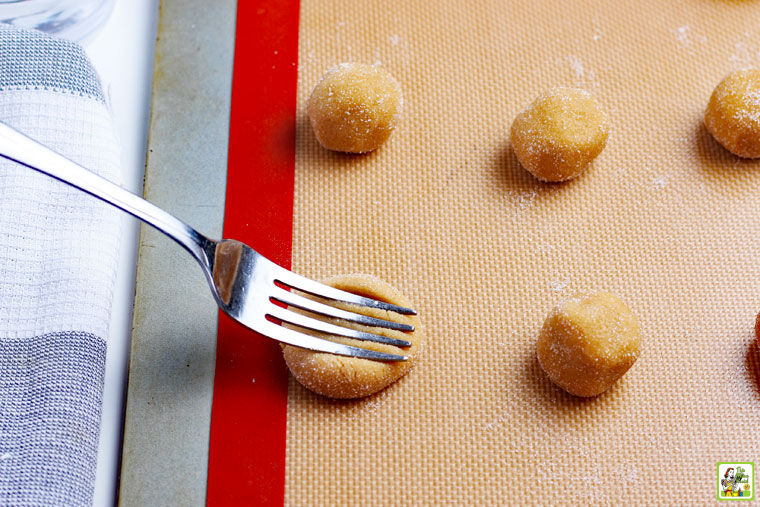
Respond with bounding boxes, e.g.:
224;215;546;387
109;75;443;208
718;463;754;501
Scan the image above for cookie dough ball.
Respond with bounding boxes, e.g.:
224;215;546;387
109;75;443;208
705;69;760;158
536;292;641;397
307;63;403;153
282;273;421;399
511;88;609;182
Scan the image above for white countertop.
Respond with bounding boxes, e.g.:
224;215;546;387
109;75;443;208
84;1;159;505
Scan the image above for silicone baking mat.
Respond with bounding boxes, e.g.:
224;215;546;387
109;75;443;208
121;0;760;504
285;0;760;504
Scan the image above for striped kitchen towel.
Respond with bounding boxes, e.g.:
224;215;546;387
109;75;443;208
0;23;122;505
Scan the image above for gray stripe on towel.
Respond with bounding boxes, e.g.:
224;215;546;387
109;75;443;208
0;331;106;506
0;23;104;102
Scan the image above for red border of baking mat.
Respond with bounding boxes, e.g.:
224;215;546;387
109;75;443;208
206;0;299;504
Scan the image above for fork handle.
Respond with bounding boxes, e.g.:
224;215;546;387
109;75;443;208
0;120;214;266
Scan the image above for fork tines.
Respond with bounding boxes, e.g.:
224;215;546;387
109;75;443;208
269;269;416;361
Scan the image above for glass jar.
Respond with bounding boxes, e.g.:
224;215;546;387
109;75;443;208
0;0;117;42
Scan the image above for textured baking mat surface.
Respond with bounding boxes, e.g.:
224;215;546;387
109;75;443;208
288;0;760;504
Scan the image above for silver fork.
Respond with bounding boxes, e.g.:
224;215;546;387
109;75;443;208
0;121;413;361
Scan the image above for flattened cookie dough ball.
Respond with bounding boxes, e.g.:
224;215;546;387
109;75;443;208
307;63;403;153
282;273;421;399
705;69;760;158
536;292;641;397
511;87;609;182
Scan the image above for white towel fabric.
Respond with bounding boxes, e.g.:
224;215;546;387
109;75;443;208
0;24;122;505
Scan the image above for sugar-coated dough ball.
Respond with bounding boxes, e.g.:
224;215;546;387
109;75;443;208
511;87;609;182
536;292;641;397
705;69;760;158
282;273;421;399
307;63;403;153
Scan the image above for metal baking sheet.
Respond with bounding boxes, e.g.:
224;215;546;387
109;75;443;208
118;1;236;505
